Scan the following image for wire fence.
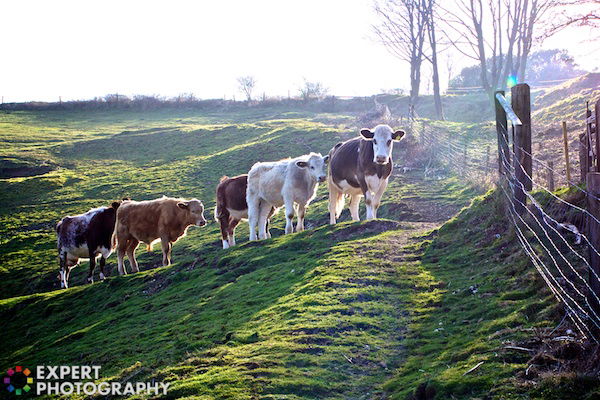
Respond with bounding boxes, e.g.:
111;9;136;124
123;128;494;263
413;113;600;342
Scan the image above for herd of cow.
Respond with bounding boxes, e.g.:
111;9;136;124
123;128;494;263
55;124;405;288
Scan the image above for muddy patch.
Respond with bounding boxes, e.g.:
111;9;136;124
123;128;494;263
332;220;400;242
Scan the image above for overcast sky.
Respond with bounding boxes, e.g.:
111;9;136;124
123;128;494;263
1;0;598;102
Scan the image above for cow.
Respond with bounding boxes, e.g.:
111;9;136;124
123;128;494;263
246;152;329;240
56;201;122;288
114;196;207;274
328;124;405;223
214;174;276;249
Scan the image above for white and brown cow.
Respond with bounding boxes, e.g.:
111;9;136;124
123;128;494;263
114;196;207;274
56;201;122;288
214;174;276;249
328;124;405;223
247;152;329;240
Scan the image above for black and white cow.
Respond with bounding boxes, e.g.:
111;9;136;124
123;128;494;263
56;201;122;288
327;124;405;223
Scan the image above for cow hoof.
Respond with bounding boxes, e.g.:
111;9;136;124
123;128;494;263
99;273;105;280
222;240;230;249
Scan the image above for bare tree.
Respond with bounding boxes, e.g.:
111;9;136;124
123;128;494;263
298;79;328;101
543;0;600;38
423;0;444;119
440;0;555;96
374;0;428;118
237;76;257;102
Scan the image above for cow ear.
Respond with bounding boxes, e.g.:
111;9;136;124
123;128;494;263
177;202;189;209
360;129;374;139
111;201;121;209
392;130;405;140
323;155;330;164
296;161;308;168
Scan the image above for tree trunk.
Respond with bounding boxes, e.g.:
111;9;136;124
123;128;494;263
427;0;443;119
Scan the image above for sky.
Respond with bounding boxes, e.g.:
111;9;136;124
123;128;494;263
1;0;598;102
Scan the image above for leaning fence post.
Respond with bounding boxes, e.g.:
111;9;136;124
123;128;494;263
548;161;555;192
495;90;509;175
587;172;600;334
512;84;532;214
562;121;572;185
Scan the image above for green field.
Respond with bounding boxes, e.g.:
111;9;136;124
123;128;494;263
0;104;591;399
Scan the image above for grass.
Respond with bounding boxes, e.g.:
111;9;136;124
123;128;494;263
0;104;588;399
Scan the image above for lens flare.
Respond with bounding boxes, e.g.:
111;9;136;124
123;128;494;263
506;75;518;88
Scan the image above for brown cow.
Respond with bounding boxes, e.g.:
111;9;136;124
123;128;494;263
114;196;207;274
215;174;275;248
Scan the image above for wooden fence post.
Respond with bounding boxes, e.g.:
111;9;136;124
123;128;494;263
587;172;600;334
582;107;592;183
596;99;600;172
548;161;555;192
562;121;572;185
512;84;532;214
495;90;509;175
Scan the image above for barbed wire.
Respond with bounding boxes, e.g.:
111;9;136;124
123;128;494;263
414;117;600;342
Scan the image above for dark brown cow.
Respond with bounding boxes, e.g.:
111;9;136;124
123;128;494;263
56;201;122;288
215;174;275;248
114;196;207;274
327;124;405;223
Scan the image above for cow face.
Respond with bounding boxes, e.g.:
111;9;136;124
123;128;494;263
178;199;207;226
360;125;405;165
296;153;329;183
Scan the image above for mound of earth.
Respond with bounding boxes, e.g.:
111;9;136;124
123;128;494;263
0;158;56;178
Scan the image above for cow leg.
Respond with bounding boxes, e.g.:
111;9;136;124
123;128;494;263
328;181;344;224
258;201;272;240
296;203;307;232
349;194;361;221
87;252;96;284
65;263;75;287
117;239;128;275
283;197;295;234
266;207;275;238
99;256;107;280
228;218;240;246
126;239;140;273
161;238;172;266
372;179;388;219
247;196;260;241
364;190;375;220
59;251;68;288
219;215;231;249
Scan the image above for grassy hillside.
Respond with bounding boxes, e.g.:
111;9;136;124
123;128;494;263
0;104;586;399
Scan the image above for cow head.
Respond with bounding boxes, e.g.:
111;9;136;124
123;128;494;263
360;124;405;165
295;153;329;183
178;199;207;226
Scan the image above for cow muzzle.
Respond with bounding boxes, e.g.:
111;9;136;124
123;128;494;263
197;219;207;227
318;175;327;183
375;156;388;164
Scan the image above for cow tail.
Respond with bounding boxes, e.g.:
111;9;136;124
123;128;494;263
111;214;120;250
214;176;228;222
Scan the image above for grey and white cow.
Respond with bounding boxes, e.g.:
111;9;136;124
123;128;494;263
246;152;329;240
328;124;405;223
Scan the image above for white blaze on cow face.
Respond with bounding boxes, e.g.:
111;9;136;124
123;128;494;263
178;199;207;226
295;154;329;183
360;124;406;165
